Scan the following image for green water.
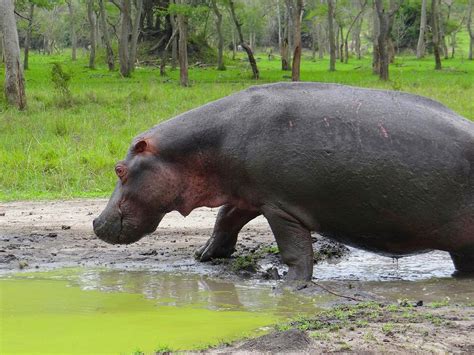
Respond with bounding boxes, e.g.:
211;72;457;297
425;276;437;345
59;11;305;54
0;269;323;354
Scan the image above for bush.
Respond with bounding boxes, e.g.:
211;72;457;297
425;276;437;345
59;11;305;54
51;62;72;103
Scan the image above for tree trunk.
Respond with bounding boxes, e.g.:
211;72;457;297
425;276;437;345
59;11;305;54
228;0;259;79
96;13;101;47
374;0;399;80
277;0;282;54
87;0;96;69
177;0;188;86
128;0;143;72
281;1;291;70
99;0;115;70
354;1;364;59
439;1;448;60
291;0;303;81
210;0;225;70
339;25;344;62
468;0;473;60
23;3;35;70
328;0;336;71
416;0;427;58
0;0;27;109
231;28;236;60
170;0;178;70
67;1;77;61
0;33;4;62
285;0;293;62
375;0;389;80
372;3;380;74
119;0;131;77
431;0;442;70
318;3;325;60
450;31;456;59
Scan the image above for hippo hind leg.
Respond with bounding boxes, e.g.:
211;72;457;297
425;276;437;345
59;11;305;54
195;205;260;262
263;206;314;281
450;248;474;274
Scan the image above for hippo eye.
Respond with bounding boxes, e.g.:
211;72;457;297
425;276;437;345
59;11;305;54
115;165;127;179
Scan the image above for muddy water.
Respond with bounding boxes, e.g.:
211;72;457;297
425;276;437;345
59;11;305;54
310;249;474;304
0;269;329;354
1;251;473;353
313;249;457;281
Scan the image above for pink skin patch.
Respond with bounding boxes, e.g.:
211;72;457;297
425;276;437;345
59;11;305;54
379;124;389;138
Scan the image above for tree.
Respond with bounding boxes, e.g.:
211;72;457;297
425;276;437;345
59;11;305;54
66;0;77;61
280;0;291;70
374;0;402;80
129;0;143;71
0;0;27;109
288;0;303;81
342;0;368;63
118;0;143;77
431;0;442;70
228;0;259;79
98;0;114;70
353;0;364;59
170;0;178;70
327;0;336;71
23;2;35;70
87;0;96;69
416;0;427;58
119;0;131;76
210;0;225;70
176;0;188;86
468;0;473;60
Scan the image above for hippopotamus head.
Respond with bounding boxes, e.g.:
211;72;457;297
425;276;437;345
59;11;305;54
93;138;179;244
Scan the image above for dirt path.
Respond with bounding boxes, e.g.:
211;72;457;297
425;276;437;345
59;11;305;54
0;199;274;274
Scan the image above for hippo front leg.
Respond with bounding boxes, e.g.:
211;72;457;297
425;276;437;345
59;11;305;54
263;206;314;281
195;205;260;261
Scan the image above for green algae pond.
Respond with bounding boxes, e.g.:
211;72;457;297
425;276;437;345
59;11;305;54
2;262;473;354
0;269;328;354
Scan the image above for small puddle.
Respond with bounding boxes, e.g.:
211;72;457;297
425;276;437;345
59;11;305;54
0;269;328;354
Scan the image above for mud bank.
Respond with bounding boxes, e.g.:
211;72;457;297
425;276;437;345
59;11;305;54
0;199;347;278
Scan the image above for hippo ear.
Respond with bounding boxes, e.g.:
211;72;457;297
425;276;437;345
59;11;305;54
134;140;149;154
133;139;148;154
133;138;158;154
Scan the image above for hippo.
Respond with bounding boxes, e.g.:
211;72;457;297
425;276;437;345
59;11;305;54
93;82;474;280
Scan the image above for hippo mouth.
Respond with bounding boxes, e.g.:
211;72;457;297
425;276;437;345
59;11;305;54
93;207;165;245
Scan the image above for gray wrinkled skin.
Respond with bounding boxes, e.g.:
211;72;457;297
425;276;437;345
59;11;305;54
94;82;474;281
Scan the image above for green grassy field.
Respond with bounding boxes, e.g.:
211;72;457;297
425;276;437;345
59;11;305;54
1;51;473;201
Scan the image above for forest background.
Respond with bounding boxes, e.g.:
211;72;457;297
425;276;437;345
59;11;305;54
0;0;473;201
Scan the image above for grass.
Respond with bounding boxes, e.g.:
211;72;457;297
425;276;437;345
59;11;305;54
1;50;473;201
277;300;460;335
